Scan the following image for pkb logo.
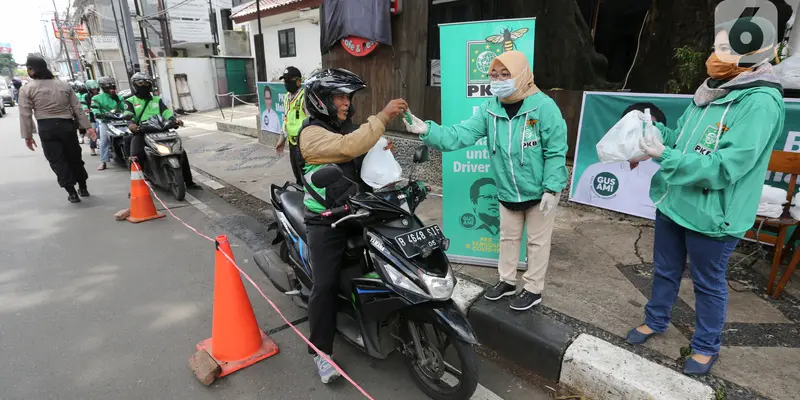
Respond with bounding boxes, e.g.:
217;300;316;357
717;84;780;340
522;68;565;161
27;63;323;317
466;27;530;98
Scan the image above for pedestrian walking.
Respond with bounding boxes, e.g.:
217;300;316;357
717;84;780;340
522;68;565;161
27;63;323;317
404;50;569;311
626;21;785;376
18;55;97;203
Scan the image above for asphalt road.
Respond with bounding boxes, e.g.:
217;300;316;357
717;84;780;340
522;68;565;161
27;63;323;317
0;107;551;400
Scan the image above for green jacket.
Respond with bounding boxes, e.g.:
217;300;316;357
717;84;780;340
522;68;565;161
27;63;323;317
421;91;569;203
77;93;88;110
650;86;785;238
124;95;174;123
90;92;125;120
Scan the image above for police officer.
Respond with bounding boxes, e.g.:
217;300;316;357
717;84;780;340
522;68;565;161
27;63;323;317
18;55;97;203
123;72;199;189
275;66;306;184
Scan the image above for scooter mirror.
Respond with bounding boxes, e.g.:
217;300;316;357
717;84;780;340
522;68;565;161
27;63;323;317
413;145;429;164
311;164;344;188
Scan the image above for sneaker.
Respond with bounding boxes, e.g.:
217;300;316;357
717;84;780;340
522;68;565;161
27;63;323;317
509;290;542;311
314;354;341;384
78;187;90;197
67;193;81;203
484;281;516;301
97;162;106;171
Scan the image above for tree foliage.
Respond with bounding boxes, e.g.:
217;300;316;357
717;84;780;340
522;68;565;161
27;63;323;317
0;53;18;77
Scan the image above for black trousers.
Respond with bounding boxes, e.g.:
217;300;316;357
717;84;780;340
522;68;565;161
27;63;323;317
37;119;88;188
288;142;303;185
305;219;353;355
129;133;194;184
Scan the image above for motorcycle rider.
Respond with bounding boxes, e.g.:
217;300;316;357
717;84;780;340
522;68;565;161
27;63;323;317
84;80;100;156
297;68;407;383
91;77;126;170
74;81;88;144
124;72;200;189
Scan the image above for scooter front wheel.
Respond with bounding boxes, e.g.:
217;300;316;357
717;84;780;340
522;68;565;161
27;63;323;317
163;164;186;201
404;323;479;400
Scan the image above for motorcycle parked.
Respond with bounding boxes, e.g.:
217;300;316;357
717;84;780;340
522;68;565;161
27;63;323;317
134;116;187;201
104;113;132;166
253;146;479;400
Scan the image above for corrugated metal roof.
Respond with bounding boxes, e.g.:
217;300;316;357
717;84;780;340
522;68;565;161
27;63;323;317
231;0;318;22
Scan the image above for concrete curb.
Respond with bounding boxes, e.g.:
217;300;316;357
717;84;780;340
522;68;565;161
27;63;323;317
452;276;716;399
217;120;259;138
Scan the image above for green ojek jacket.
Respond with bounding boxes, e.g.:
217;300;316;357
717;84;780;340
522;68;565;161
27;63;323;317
649;85;785;239
90;92;125;121
421;91;569;204
124;95;174;123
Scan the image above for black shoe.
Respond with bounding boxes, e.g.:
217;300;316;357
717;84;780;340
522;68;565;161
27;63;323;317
186;182;202;190
78;187;90;197
484;281;516;301
68;193;81;203
509;290;542;311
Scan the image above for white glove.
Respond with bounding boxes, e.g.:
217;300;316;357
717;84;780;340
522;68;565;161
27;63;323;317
639;135;666;159
403;110;428;135
539;192;560;217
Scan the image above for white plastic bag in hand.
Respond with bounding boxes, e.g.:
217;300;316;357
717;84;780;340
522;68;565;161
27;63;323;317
596;110;663;163
361;137;403;189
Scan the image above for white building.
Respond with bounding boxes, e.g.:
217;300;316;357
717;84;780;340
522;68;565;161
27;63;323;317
232;0;322;81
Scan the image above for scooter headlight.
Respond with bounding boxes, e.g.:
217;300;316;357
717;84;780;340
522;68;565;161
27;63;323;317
156;143;171;155
383;263;427;297
419;268;455;300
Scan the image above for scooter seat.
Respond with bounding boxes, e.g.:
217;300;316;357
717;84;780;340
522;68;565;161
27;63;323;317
279;191;308;242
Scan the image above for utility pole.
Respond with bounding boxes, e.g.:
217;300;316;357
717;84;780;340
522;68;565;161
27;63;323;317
156;0;173;57
110;0;132;79
254;0;265;81
51;0;75;79
133;0;153;74
117;0;141;73
82;15;105;76
208;0;219;55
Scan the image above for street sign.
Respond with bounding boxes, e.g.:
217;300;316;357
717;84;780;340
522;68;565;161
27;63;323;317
91;36;119;50
167;0;211;20
169;19;214;43
52;20;88;40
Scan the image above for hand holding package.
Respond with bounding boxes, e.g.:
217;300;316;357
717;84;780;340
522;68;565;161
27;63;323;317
596;110;663;163
361;137;403;189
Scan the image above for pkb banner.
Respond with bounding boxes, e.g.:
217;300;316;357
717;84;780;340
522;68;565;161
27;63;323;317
257;82;287;136
439;18;536;266
569;92;800;220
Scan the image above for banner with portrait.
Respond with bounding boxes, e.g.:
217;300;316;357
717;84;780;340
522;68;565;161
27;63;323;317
257;82;287;135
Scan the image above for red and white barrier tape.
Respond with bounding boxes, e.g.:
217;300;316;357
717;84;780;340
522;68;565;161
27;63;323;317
132;163;374;400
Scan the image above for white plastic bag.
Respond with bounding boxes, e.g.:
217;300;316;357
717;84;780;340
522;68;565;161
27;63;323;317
361;137;403;189
760;185;788;205
774;55;800;90
596;110;663;163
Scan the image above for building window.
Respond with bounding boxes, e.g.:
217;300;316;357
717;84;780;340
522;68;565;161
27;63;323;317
278;28;296;58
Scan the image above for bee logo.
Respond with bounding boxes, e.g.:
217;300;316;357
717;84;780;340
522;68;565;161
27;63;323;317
485;28;530;52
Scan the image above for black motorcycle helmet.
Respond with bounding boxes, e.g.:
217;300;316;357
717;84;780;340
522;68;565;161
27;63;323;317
98;76;116;92
303;68;366;128
130;72;154;97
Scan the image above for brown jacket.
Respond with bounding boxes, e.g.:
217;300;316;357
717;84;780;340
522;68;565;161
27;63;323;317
19;79;91;139
299;112;390;164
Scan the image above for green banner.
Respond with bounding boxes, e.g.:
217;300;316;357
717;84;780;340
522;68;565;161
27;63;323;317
257;82;287;135
570;92;800;220
439;18;536;266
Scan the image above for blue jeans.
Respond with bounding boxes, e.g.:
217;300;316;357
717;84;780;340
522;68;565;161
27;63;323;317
89;122;98;150
98;122;110;162
644;212;738;356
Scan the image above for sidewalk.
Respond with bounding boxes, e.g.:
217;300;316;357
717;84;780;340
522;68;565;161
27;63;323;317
179;115;799;400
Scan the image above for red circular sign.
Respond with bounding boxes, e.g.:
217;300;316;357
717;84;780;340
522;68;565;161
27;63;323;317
340;36;378;57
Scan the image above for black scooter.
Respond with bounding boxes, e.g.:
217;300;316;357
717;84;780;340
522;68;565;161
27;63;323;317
104;113;132;166
134;116;187;201
254;146;479;400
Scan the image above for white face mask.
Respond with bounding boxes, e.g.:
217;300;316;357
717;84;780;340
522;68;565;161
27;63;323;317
490;78;515;98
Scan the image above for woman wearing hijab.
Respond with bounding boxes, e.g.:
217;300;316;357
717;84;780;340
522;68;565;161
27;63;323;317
627;22;785;375
18;56;97;203
404;50;568;311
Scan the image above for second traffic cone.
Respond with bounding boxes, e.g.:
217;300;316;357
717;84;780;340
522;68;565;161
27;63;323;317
195;235;279;377
126;157;165;223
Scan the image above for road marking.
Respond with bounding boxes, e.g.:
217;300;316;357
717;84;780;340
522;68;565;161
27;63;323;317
190;169;225;190
186;131;216;139
185;193;222;219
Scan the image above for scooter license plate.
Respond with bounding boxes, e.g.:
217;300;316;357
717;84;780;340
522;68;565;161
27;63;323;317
394;225;444;258
147;132;178;140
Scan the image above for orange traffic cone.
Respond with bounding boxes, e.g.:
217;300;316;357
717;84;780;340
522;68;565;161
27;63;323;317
126;157;165;223
195;235;279;378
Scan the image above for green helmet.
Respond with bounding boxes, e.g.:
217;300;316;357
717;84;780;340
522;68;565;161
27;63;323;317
85;80;99;90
